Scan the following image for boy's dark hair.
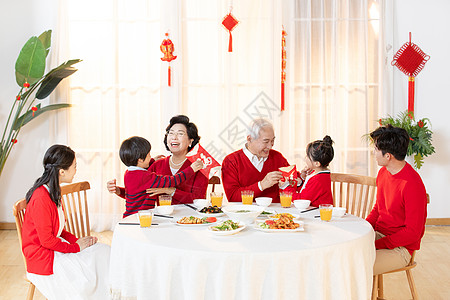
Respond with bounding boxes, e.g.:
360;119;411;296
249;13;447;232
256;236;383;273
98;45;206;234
164;115;200;152
306;135;334;168
119;136;151;167
370;124;409;160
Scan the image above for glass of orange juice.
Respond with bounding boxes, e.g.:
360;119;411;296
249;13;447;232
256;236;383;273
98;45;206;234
241;190;254;205
279;191;293;208
159;195;172;206
210;192;223;207
138;210;153;228
319;204;333;221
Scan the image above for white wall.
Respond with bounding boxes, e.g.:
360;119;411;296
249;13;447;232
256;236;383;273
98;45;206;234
392;0;450;218
0;0;58;222
1;0;449;222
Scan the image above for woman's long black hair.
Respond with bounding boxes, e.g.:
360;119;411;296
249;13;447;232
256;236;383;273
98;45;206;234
25;145;75;206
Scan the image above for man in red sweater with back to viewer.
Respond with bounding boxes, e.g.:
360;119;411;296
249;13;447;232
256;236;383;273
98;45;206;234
366;125;427;275
222;118;292;203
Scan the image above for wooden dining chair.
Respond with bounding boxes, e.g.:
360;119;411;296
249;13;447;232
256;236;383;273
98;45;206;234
372;251;418;300
208;176;221;193
330;173;377;219
60;181;91;238
12;199;38;300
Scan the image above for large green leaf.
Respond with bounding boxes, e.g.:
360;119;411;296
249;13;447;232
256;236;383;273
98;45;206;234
12;103;71;130
15;36;47;86
38;30;52;57
36;59;81;99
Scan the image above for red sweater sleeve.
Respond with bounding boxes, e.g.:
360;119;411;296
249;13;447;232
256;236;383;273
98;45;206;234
222;154;263;202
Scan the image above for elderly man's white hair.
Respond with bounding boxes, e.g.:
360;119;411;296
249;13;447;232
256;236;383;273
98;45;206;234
247;118;274;139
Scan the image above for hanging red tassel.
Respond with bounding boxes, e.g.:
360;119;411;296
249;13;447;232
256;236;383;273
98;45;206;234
408;77;415;118
222;9;239;52
31;106;38;117
160;33;177;87
281;29;287;111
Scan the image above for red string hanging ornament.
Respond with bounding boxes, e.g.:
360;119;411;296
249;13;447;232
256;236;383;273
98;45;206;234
281;28;287;111
391;33;430;118
222;8;239;52
160;33;177;86
31;106;38;117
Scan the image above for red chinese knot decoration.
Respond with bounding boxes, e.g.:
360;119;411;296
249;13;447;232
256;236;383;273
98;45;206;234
160;33;177;86
281;29;287;111
222;9;239;52
391;33;430;117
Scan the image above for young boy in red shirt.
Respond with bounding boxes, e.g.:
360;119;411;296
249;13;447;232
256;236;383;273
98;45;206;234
119;136;203;217
366;125;427;275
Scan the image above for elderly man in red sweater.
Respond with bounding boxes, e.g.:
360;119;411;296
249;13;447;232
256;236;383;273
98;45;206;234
222;118;292;203
366;125;427;275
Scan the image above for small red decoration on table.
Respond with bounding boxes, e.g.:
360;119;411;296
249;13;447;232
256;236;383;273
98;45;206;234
160;33;177;86
391;33;430;118
281;29;287;111
222;8;239;52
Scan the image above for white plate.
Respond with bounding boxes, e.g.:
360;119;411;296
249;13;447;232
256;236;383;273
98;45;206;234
196;210;225;217
208;222;246;235
173;217;218;226
268;213;300;220
254;220;304;233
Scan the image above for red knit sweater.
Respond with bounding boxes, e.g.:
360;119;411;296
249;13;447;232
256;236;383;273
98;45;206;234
292;171;333;207
148;156;208;204
222;149;289;203
22;186;80;275
366;163;427;255
123;166;195;217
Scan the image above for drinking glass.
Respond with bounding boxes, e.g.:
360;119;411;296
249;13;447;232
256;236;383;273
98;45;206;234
138;210;153;228
241;190;254;205
319;204;333;221
159;195;172;206
279;191;293;208
210;192;223;207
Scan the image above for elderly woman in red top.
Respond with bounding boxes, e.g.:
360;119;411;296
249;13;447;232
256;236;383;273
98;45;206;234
108;115;208;204
22;145;110;299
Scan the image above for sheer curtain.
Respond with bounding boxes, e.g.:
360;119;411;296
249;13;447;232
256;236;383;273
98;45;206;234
58;0;383;231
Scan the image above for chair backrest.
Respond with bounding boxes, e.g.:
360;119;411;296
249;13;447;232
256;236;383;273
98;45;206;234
208;176;221;193
60;181;91;238
12;199;28;268
330;173;377;219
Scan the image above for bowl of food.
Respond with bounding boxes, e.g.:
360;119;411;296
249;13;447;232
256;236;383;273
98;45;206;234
193;199;209;209
293;199;311;210
255;197;272;207
221;204;264;225
156;205;174;215
332;207;346;218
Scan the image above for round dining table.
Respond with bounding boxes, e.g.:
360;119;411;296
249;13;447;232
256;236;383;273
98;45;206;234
109;204;375;300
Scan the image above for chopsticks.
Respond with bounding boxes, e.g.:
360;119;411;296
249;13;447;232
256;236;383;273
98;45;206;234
119;222;159;225
184;203;198;211
300;207;319;213
154;214;173;218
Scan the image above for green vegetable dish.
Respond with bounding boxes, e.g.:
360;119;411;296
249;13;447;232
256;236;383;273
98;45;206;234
211;220;240;231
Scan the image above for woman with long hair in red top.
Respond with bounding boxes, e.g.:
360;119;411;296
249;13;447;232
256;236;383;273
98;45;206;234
22;145;110;299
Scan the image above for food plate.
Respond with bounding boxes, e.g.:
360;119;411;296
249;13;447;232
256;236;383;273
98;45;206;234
258;209;277;217
196;210;225;217
268;213;300;220
208;222;246;236
173;216;218;226
253;220;305;233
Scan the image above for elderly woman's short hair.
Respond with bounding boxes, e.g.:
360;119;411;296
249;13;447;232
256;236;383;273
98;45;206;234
247;118;273;139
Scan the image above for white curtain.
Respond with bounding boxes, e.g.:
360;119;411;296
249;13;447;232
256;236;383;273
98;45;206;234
57;0;383;231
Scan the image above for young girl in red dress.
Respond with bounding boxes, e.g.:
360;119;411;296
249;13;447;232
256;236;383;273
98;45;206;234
293;135;335;207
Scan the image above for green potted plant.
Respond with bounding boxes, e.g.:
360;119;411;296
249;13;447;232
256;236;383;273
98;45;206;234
0;30;81;177
377;110;435;169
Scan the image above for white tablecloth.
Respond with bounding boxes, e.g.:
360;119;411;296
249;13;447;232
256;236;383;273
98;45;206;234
110;205;375;300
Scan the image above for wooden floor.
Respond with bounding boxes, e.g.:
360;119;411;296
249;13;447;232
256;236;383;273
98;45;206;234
1;226;449;300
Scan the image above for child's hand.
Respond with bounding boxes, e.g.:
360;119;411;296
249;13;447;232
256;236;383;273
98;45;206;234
107;179;120;195
191;159;204;172
146;187;175;197
76;236;98;251
154;155;165;161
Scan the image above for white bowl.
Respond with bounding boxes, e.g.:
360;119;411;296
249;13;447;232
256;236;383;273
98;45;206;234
193;199;209;209
332;207;346;218
156;205;174;215
222;204;264;225
293;200;311;210
255;197;272;207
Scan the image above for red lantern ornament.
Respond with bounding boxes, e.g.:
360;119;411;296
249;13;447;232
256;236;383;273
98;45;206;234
31;106;38;117
281;28;287;111
418;120;424;128
391;33;430;118
16;95;21;101
11;139;17;144
160;33;177;86
23;82;30;88
222;8;239;52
